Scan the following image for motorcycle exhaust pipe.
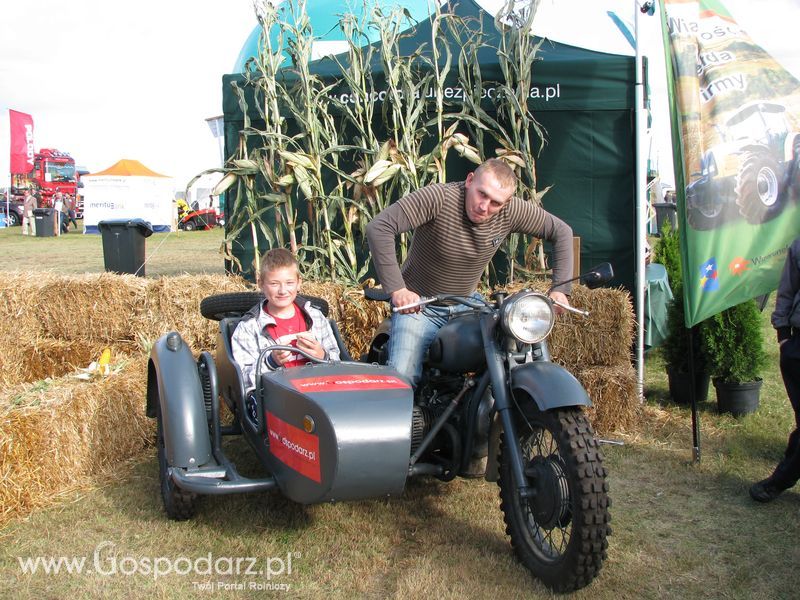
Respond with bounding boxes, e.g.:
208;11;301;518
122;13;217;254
409;462;445;477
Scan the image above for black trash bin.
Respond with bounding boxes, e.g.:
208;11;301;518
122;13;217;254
653;202;678;235
33;207;56;237
98;218;154;276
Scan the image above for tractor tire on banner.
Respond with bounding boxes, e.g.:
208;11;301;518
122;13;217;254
735;152;784;224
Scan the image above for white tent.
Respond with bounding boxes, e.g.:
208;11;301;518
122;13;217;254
82;159;174;233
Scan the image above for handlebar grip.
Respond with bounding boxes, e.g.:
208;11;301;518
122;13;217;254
553;300;589;318
392;297;436;313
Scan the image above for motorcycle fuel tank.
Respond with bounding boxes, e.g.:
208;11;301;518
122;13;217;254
259;362;413;504
427;312;485;373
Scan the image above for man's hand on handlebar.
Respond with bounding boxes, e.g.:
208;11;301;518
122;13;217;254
392;288;421;314
549;291;570;315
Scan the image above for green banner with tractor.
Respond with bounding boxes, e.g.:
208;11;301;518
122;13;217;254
662;0;800;327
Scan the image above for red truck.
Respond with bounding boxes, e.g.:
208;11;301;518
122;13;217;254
11;148;77;208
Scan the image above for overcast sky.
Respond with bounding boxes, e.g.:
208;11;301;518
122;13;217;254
0;1;255;186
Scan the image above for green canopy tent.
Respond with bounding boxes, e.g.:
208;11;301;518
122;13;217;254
221;0;641;293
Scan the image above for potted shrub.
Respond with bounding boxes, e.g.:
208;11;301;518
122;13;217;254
662;284;711;404
653;223;710;404
700;299;767;416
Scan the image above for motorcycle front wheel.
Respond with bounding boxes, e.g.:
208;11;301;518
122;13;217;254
498;402;610;593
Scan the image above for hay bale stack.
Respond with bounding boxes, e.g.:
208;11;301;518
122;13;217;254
0;271;637;525
0;358;150;526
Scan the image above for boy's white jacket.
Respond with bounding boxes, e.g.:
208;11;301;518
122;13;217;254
231;296;341;390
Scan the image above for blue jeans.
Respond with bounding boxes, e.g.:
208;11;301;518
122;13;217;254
388;293;482;387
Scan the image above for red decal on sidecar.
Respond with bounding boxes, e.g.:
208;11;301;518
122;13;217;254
290;374;410;392
266;411;321;483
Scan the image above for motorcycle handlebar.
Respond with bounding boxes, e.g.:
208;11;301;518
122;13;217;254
552;299;590;318
363;288;491;312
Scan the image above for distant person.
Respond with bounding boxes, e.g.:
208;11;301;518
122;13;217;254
21;189;37;235
59;195;70;233
52;192;64;236
231;248;341;390
750;237;800;502
65;194;78;230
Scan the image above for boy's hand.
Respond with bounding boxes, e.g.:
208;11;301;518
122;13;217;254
295;331;325;359
271;348;293;365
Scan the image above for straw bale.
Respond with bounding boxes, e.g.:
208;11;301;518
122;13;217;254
0;272;48;342
141;274;252;352
299;281;347;321
339;290;391;359
35;272;149;349
550;286;635;371
577;363;641;435
0;357;150;526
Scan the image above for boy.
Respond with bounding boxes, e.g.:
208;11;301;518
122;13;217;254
232;248;340;390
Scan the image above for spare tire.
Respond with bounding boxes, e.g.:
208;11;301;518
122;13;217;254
199;292;331;321
200;292;264;321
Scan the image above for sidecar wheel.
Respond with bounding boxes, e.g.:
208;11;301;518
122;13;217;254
157;401;199;520
498;404;610;593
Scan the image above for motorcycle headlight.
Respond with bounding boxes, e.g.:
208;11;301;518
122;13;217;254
500;292;555;344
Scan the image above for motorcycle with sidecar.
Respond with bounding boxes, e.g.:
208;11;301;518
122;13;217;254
147;263;614;593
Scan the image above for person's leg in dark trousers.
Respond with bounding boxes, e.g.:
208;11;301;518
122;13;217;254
751;333;800;501
771;334;800;488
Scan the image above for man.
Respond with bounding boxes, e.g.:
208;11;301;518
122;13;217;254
21;189;37;235
366;158;573;387
750;237;800;502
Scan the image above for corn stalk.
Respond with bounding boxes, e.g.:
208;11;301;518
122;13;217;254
195;0;549;288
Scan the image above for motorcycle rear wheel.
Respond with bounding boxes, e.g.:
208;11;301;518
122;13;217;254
499;403;610;593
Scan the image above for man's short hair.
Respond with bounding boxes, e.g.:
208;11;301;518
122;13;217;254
259;247;299;280
475;158;517;190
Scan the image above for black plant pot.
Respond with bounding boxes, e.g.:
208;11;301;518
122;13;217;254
667;367;711;405
713;378;762;417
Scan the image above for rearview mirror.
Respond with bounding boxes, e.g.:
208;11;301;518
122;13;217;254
580;263;614;289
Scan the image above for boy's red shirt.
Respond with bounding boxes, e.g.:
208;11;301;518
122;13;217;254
266;308;308;368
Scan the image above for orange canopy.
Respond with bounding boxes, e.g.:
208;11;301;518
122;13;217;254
88;159;168;177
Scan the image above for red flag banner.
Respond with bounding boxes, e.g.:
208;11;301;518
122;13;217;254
9;110;35;175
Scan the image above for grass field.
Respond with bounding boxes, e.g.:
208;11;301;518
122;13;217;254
1;223;798;598
0;221;225;276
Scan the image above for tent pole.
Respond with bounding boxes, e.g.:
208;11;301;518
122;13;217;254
634;1;648;400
